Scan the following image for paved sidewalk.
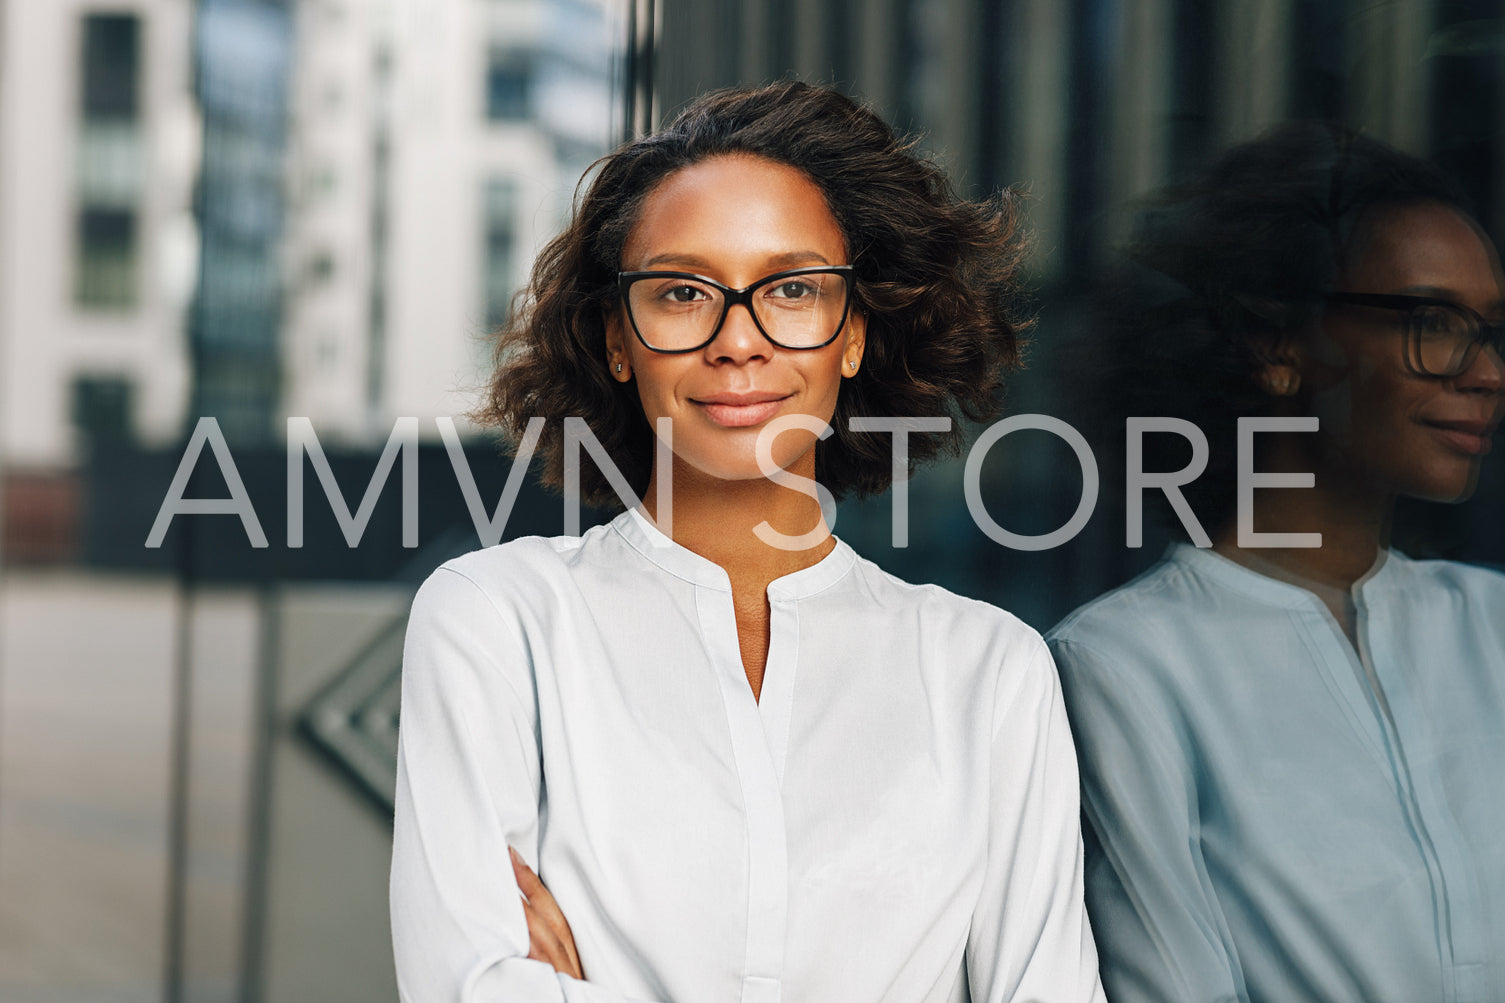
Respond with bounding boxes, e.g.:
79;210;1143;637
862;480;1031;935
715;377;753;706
0;571;256;1003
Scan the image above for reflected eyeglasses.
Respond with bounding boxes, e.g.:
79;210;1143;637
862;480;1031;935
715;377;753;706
1324;291;1505;378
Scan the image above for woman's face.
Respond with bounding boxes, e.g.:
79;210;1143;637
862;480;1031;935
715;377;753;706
606;154;865;485
1305;201;1505;502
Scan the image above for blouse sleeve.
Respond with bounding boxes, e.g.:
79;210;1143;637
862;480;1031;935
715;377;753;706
966;632;1107;1003
389;566;662;1003
1049;636;1246;1003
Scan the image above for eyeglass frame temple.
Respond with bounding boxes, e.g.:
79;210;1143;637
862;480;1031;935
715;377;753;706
615;265;856;354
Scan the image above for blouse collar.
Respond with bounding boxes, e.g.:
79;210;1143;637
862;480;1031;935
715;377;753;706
610;507;857;600
1167;542;1407;608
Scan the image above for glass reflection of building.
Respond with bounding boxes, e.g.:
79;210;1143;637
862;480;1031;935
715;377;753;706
652;0;1505;623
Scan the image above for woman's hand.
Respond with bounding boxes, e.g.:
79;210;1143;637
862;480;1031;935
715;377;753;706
510;847;584;980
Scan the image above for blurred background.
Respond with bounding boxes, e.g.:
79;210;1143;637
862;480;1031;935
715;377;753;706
0;0;1501;999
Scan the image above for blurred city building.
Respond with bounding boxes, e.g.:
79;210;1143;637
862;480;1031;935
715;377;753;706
282;0;617;445
0;0;618;564
192;0;294;446
0;0;197;562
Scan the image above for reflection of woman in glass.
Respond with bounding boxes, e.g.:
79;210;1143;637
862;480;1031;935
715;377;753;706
1050;124;1505;1002
391;82;1104;1002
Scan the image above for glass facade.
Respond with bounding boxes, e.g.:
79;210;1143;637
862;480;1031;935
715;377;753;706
651;0;1505;626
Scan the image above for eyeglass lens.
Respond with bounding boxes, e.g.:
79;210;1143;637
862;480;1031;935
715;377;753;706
626;272;849;351
1409;302;1499;376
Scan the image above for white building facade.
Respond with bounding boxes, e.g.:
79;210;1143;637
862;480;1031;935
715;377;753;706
281;0;620;445
0;0;621;468
0;0;198;469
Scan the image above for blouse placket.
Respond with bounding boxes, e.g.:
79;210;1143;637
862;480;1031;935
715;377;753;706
620;509;853;1003
1179;546;1490;1003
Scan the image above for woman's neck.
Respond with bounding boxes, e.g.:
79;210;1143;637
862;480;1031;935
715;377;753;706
1211;446;1393;593
1209;461;1393;649
640;456;834;702
640;457;836;587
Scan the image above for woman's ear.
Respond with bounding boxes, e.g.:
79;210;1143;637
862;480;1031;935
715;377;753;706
604;312;633;382
841;311;867;378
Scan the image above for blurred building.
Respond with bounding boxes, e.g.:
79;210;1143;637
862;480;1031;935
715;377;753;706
0;0;198;559
281;0;618;446
0;0;620;561
192;0;294;445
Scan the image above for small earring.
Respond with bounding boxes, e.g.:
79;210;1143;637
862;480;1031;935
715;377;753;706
1260;369;1299;396
615;363;623;374
848;360;857;370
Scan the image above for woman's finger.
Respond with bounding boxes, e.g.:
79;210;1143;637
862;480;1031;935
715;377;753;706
510;846;535;897
522;898;582;978
521;898;568;969
510;847;584;979
511;850;574;946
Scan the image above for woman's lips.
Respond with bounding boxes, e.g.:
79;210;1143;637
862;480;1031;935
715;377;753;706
1425;419;1497;455
691;393;790;428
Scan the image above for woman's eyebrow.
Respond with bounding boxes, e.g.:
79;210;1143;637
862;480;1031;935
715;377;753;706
640;250;834;270
763;250;834;268
1392;285;1457;298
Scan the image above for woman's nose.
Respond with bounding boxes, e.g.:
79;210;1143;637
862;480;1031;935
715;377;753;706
705;301;772;364
1455;342;1505;394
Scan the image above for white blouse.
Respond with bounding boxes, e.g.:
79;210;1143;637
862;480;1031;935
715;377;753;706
390;509;1103;1003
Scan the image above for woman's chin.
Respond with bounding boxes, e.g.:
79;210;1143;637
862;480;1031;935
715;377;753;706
1411;476;1482;505
1397;459;1485;505
673;452;816;490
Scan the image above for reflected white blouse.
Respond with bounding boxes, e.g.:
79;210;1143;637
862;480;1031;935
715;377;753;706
1051;545;1505;1003
390;509;1103;1003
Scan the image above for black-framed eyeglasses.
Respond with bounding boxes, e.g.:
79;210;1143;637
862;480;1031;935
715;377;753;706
1325;291;1505;378
617;266;855;353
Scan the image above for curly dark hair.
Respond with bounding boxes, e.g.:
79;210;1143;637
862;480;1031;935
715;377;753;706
475;81;1027;508
1079;121;1474;539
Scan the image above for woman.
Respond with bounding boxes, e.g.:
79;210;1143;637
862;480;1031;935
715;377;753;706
1050;124;1505;1002
390;82;1104;1002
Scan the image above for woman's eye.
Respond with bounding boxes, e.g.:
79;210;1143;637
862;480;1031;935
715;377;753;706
1412;305;1468;337
661;284;711;304
767;279;818;300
